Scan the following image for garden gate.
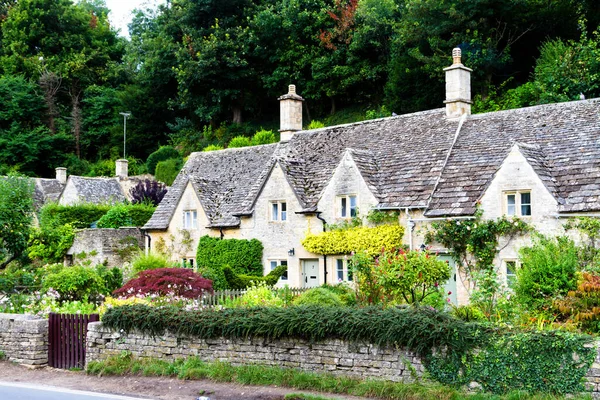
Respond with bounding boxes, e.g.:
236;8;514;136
48;313;99;369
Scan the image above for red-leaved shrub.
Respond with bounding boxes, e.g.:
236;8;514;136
113;268;213;299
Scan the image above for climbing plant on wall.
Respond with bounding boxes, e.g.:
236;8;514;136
301;225;405;256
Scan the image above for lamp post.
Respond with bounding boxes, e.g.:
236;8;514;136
119;112;131;158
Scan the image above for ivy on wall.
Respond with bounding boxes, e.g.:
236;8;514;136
301;225;405;256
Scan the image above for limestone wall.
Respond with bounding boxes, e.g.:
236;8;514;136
86;322;423;382
0;314;48;367
66;227;144;267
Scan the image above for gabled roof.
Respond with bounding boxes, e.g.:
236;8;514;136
62;176;126;204
33;178;65;210
144;98;600;230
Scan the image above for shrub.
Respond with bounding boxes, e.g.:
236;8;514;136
97;204;132;228
27;223;75;264
225;282;283;308
301;225;404;256
554;272;600;333
155;158;182;186
451;305;486;322
131;252;176;275
320;283;357;306
515;235;578;310
129;179;167;206
87;159;114;177
293;288;343;307
39;203;111;229
98;296;149;317
307;120;325;129
228;136;252;148
251;129;276;145
222;265;286;290
43;265;106;302
125;203;156;226
113;268;213;299
203;144;223;152
95;265;123;294
146;146;180;175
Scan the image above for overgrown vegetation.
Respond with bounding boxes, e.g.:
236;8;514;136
222;265;287;290
302;225;404;256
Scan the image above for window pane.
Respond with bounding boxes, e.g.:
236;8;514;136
520;192;531;216
506;194;516;216
337;259;344;281
350;196;357;217
272;203;278;220
348;266;353;281
340;197;347;217
270;261;278;270
281;202;287;221
506;261;517;288
281;260;287;266
192;211;197;229
281;266;288;280
521;204;531;216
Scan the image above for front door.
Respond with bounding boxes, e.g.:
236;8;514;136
437;255;458;305
302;259;320;288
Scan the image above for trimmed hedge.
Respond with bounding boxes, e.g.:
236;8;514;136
222;265;286;289
40;203;111;229
302;225;405;256
155;158;182;186
146;146;180;175
97;203;156;228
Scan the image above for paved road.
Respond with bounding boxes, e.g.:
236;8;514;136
0;381;152;400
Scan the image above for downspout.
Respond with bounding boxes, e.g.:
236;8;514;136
405;208;414;251
219;228;225;240
316;212;328;285
142;229;151;255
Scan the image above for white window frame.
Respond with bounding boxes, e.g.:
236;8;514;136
504;259;520;288
504;191;531;217
335;258;353;282
269;259;288;281
183;210;198;229
270;201;287;222
338;195;357;218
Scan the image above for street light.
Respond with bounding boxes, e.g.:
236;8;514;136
119;112;131;158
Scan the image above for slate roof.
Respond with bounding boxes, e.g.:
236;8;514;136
144;98;600;230
32;178;65;210
66;176;126;204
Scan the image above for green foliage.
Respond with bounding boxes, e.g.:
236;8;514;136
320;283;357;307
125;203;157;227
515;235;579;310
251;129;276;145
293;288;343;307
222;265;286;290
39;203;111;229
307;120;325;130
203;144;224;152
366;210;399;226
426;331;595;395
87;159;115;177
224;282;284;308
196;235;263;289
132;252;176;275
302;225;405;256
95;265;123;295
564;217;600;272
42;265;106;302
450;305;487;322
97;205;132;228
146;146;181;175
228;136;252;149
0;174;35;268
155;158;182;186
28;223;75;264
102;305;486;358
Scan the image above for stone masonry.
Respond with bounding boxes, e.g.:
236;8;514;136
86;322;424;381
0;314;48;367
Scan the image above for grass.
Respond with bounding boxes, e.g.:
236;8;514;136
86;353;593;400
0;350;5;360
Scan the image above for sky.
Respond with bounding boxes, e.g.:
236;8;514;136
104;0;165;37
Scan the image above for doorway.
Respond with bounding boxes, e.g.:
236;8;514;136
301;259;320;288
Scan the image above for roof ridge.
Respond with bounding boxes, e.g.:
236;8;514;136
469;98;600;119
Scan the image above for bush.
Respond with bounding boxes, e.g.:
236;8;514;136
113;268;213;299
225;282;283;308
515;235;579;310
146;146;181;175
554;272;600;333
301;225;405;256
155;158;182;186
320;283;357;306
293;288;343;307
125;203;156;226
228;136;252;148
95;265;123;294
43;265;106;302
28;223;75;264
203;144;223;152
307;120;325;129
39;203;111;229
129;179;167;206
251;129;276;145
96;203;156;228
222;265;286;290
131;252;176;275
87;159;114;177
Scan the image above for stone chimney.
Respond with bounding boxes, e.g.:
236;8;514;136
444;47;472;118
278;84;304;142
55;167;67;185
115;159;128;178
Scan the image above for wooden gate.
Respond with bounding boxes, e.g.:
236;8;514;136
48;313;99;369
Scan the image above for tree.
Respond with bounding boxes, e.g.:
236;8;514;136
0;174;34;269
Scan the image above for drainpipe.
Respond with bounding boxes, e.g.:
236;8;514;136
316;212;328;285
405;208;414;251
219;228;225;240
142;229;151;255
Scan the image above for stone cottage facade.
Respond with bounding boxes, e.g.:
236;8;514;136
143;49;600;304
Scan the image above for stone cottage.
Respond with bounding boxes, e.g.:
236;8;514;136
143;48;600;304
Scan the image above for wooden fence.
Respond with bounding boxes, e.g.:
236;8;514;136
202;287;309;306
48;313;99;369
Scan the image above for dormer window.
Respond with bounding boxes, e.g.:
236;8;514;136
183;210;197;229
271;201;287;221
505;191;531;217
339;195;357;218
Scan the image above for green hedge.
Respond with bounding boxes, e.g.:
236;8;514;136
97;203;156;228
155;158;182;186
146;146;180;175
222;265;286;289
40;203;111;229
197;235;263;289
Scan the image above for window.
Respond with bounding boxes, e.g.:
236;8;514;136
183;210;197;229
339;195;357;218
270;259;288;281
182;258;195;269
505;191;531;217
336;258;353;282
271;201;287;221
505;260;519;288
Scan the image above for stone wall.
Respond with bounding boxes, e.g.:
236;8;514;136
86;322;423;381
66;227;144;267
0;314;47;367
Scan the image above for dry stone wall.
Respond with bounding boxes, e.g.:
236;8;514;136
86;322;424;381
0;314;47;367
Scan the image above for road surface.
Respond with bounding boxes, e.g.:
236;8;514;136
0;381;152;400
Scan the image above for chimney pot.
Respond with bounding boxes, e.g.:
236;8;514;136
452;47;462;64
116;159;129;178
444;47;472;118
55;167;67;185
288;84;296;94
278;84;304;142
